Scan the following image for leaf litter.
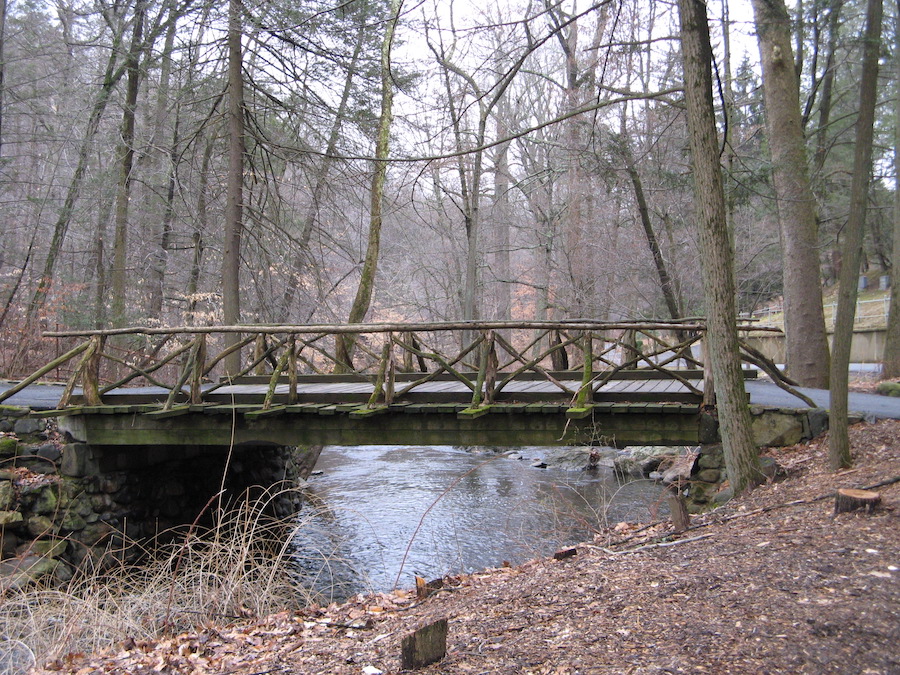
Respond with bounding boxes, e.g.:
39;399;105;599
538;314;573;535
34;420;899;675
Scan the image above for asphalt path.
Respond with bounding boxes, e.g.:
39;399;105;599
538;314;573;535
747;380;900;420
0;383;67;410
1;380;899;420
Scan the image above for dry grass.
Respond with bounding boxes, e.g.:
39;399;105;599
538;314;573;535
0;486;325;664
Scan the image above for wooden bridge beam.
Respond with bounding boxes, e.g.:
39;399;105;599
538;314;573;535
57;403;705;449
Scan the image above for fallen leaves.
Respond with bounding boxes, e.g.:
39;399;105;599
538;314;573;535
32;420;900;675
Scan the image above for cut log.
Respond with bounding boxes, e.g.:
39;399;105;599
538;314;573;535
553;547;577;560
400;618;448;669
834;488;881;514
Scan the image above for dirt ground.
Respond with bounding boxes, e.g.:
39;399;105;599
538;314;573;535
37;420;899;675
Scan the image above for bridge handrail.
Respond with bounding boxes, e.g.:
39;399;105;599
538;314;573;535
41;319;752;338
0;320;796;411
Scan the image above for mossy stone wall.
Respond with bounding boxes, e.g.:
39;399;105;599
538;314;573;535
0;407;311;589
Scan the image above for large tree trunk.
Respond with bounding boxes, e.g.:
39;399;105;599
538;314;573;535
222;0;245;376
335;0;400;371
751;0;830;388
829;0;883;469
883;5;900;379
678;0;760;496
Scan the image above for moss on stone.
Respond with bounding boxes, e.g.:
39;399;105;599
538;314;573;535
0;406;29;417
0;437;17;457
0;481;13;511
26;486;59;515
0;510;23;526
876;381;900;397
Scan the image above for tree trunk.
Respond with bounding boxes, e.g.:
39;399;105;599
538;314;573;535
27;43;127;320
110;0;145;326
812;0;845;174
751;0;830;388
222;0;245;375
335;0;401;371
624;152;681;321
93;196;114;329
492;89;512;323
828;0;883;469
882;4;900;379
278;22;365;323
148;6;179;320
0;0;7;157
187;138;213;325
678;0;760;496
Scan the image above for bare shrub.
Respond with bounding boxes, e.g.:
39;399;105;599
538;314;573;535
0;485;325;664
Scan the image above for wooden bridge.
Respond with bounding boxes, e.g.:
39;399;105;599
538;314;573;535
0;321;805;448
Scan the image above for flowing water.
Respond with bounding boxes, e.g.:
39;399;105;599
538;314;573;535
291;445;665;602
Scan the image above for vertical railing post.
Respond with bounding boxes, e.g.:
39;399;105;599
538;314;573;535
287;335;298;404
575;331;593;407
264;338;294;410
190;334;207;404
82;335;105;406
367;334;393;407
472;330;496;407
254;334;267;375
385;332;395;404
401;331;413;372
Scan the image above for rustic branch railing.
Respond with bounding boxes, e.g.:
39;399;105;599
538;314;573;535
0;321;804;410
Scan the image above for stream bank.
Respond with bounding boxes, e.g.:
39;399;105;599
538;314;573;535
37;419;900;675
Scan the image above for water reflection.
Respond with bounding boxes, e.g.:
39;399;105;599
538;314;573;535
292;445;664;602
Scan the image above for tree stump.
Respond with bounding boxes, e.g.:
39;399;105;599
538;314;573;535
668;489;690;533
400;618;448;669
834;488;881;514
415;575;443;600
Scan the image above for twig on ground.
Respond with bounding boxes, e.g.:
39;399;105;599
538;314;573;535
587;533;713;555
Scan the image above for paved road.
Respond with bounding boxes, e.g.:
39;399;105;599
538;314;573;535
2;380;899;420
0;383;67;410
747;381;900;420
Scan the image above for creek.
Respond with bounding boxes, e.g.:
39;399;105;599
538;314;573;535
291;445;665;602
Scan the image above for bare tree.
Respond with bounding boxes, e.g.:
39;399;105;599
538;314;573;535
828;0;883;469
750;0;830;388
336;0;402;370
222;0;246;375
678;0;759;496
110;0;146;326
883;3;900;379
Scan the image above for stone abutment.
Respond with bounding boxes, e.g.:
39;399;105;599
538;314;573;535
0;406;319;589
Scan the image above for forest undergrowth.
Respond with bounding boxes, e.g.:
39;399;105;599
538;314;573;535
0;487;342;669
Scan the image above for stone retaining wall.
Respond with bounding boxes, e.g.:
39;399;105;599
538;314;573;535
686;406;838;508
0;406;313;589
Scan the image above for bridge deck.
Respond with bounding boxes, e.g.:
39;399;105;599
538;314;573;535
204;375;701;405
